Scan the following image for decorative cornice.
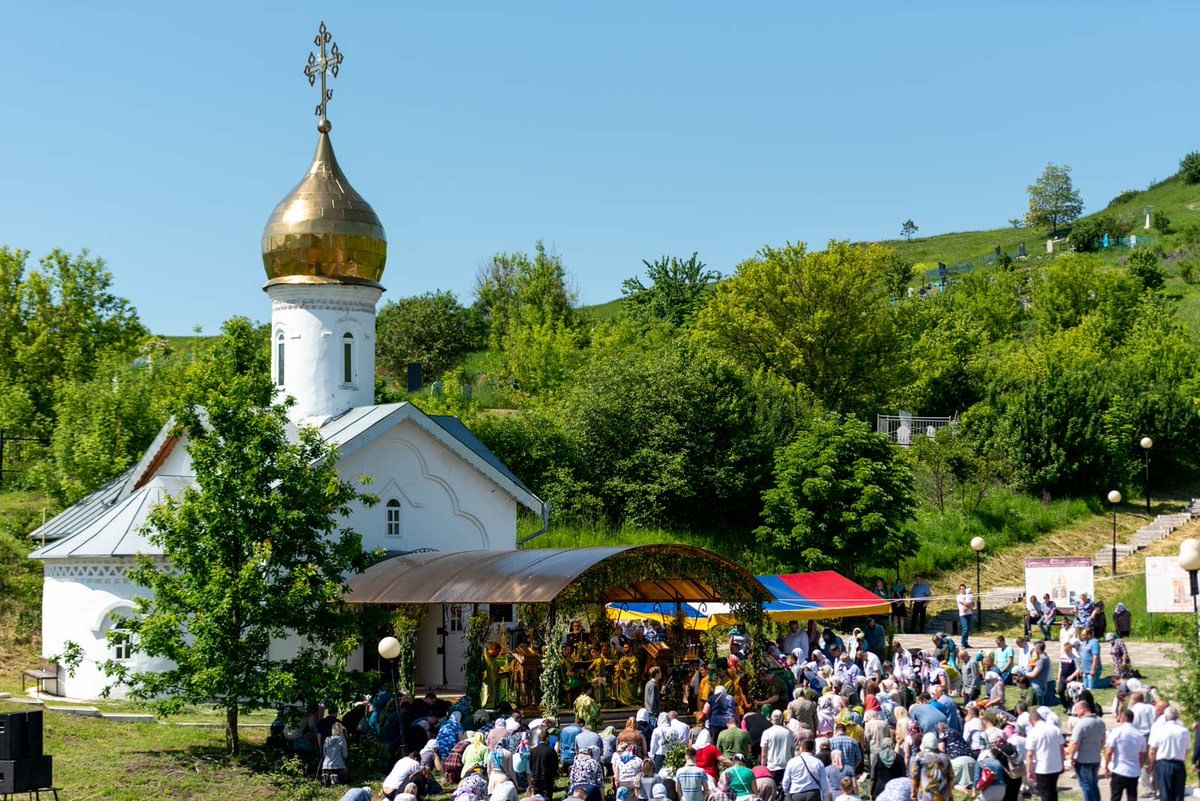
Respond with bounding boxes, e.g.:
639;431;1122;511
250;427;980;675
271;297;376;314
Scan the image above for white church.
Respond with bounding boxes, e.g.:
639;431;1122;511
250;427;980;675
29;55;544;699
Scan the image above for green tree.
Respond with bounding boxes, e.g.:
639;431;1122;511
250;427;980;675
694;241;908;416
1025;163;1084;235
36;340;186;505
0;248;146;435
112;318;372;755
620;253;719;326
1179;151;1200;184
1127;250;1165;291
376;291;483;383
755;414;917;579
1030;254;1142;342
900;219;919;241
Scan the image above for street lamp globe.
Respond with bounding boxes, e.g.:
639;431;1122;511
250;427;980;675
1140;437;1153;450
1180;538;1200;572
970;536;986;552
1107;490;1122;505
378;636;402;660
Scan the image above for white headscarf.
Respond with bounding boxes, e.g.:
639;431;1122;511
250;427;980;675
694;728;713;749
712;685;726;697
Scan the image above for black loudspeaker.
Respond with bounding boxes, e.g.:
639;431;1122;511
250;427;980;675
0;712;43;760
0;755;53;794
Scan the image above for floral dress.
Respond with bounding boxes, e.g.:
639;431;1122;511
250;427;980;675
910;751;953;801
1109;638;1131;680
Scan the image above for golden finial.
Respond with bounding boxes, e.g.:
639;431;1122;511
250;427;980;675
304;21;343;133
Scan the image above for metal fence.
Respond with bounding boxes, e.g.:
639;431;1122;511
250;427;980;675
876;413;956;446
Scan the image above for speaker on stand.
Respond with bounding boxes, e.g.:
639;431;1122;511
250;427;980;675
0;711;54;797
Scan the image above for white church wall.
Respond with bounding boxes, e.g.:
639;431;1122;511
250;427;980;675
268;283;383;424
41;560;173;700
338;417;518;554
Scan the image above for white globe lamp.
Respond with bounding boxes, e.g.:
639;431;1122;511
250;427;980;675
378;636;402;661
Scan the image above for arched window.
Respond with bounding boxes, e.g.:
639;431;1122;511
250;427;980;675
386;499;401;537
104;609;135;662
276;332;286;387
342;332;354;385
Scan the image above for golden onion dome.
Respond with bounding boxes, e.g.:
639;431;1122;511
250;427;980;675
261;131;387;287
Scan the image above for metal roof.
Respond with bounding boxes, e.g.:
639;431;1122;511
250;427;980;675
28;475;190;559
345;546;772;605
26;467;135;544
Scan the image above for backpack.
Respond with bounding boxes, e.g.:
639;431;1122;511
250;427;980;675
997;744;1023;781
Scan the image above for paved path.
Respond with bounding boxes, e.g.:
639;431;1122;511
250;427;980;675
892;633;1181;668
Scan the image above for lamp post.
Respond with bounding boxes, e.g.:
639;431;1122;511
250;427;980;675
1107;490;1122;575
1178;538;1200;646
971;536;985;627
1140;437;1153;515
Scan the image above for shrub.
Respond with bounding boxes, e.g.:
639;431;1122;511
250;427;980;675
1152;210;1172;234
1180;260;1197;284
1108;189;1141;208
1127;249;1165;290
1068;216;1110;252
1179;151;1200;184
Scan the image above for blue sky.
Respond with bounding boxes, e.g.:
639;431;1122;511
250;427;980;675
8;2;1199;335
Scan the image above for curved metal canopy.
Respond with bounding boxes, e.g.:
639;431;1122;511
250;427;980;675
345;546;772;606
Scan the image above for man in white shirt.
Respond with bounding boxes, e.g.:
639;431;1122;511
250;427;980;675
956;584;974;648
382;751;423;798
761;709;795;785
666;711;691;744
782;737;831;801
784;620;809;660
1025;708;1064;801
1104;709;1146;801
1148;707;1191;801
1128;691;1157;795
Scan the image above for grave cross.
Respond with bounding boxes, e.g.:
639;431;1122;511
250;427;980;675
304;21;343;130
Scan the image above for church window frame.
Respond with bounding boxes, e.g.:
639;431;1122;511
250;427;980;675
448;604;466;633
103;608;136;663
276;331;286;387
341;331;355;387
386;498;401;537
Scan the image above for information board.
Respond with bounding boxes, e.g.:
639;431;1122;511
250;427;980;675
1025;557;1095;608
1144;557;1194;613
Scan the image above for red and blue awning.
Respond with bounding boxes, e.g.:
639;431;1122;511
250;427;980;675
755;571;891;621
607;570;889;626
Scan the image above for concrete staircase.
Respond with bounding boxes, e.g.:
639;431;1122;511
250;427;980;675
1093;507;1194;567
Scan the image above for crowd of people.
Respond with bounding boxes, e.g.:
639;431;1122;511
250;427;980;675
296;612;1196;801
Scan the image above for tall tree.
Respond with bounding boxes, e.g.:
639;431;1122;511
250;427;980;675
900;219;919;241
620;253;720;326
755;413;916;579
376;291;483;382
1025;163;1084;235
0;247;146;434
112;318;372;755
693;240;908;416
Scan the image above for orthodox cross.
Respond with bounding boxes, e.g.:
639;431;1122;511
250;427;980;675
304;21;343;128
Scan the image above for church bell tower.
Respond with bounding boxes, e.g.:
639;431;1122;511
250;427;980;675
260;22;387;426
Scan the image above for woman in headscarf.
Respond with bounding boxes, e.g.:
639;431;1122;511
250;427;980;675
612;741;645;798
455;771;489;801
617;716;648;758
462;731;489;775
909;732;952;801
439;710;465;759
1112;602;1132;638
600;725;618;765
648;713;671;770
691;727;721;780
816;692;837;736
